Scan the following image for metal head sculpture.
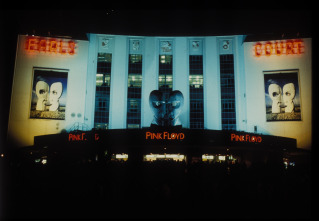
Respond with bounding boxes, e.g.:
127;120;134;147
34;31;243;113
149;90;184;127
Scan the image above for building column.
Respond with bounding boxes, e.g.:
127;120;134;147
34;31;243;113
142;37;158;128
109;36;128;129
174;37;189;128
204;37;221;130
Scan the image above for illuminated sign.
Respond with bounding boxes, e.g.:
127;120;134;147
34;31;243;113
254;39;304;57
145;131;185;140
231;133;262;143
25;36;76;55
68;132;99;141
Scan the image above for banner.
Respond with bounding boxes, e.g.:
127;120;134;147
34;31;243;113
264;70;301;121
30;68;68;120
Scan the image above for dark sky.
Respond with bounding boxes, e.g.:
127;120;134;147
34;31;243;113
1;9;313;38
0;8;314;148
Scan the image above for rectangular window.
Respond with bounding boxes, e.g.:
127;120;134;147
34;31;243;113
158;55;173;95
94;53;112;129
220;54;236;130
189;55;204;129
127;54;142;128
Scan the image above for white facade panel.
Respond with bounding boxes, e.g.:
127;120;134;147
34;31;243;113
243;38;312;149
8;35;89;147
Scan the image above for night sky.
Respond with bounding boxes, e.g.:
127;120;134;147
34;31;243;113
0;7;314;148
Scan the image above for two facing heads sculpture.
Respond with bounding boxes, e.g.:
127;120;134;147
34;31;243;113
35;81;63;111
149;90;184;127
268;83;295;113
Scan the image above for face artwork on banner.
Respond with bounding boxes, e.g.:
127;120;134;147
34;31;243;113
30;68;68;120
264;71;301;121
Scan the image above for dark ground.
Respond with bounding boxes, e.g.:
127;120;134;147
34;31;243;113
1;156;312;219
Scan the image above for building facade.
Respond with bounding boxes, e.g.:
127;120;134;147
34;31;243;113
7;34;312;149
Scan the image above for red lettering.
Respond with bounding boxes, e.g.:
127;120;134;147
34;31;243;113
254;43;262;57
231;133;262;143
68;133;87;141
275;42;283;55
293;39;304;54
68;41;75;55
265;42;272;56
25;37;76;55
146;132;185;140
60;40;67;54
251;136;256;142
39;39;47;52
286;40;294;54
254;39;304;57
27;38;38;51
82;133;86;140
146;132;151;139
231;133;236;141
49;40;58;53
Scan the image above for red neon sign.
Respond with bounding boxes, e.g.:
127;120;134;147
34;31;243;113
254;39;304;57
68;133;100;141
146;131;185;140
231;133;262;143
25;36;76;55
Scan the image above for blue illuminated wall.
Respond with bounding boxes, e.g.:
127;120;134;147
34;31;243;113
84;35;248;131
8;34;312;149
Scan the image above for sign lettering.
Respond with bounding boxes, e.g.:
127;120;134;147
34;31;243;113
146;131;185;140
231;133;262;143
25;36;76;55
68;133;100;142
254;39;304;57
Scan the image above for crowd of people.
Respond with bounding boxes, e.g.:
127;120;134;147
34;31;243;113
3;155;311;219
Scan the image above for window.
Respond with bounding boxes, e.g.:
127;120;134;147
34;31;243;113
220;54;236;130
189;55;204;129
94;53;112;129
127;54;142;128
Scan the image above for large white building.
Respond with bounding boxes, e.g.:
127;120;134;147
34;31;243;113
7;34;312;149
